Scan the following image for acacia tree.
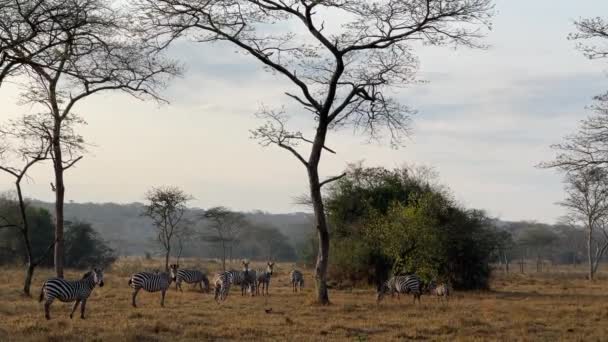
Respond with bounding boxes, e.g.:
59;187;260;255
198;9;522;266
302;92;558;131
0;0;180;277
558;168;608;280
0;115;55;295
143;186;193;272
136;0;494;304
542;16;608;171
201;206;246;271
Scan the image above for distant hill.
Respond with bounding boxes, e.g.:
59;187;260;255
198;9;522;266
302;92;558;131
31;200;314;256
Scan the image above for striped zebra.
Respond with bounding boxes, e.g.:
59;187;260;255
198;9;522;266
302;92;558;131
289;269;304;293
170;264;210;293
377;274;422;304
213;271;233;302
226;262;256;296
256;262;275;296
129;270;175;307
38;268;104;320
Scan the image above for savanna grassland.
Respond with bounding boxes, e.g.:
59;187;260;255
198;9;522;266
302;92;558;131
0;259;607;341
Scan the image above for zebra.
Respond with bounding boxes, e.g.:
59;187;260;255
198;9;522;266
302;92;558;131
377;274;422;304
128;270;175;307
170;264;210;293
226;262;256;296
256;261;275;296
38;268;104;320
428;281;451;303
289;269;304;293
213;271;233;302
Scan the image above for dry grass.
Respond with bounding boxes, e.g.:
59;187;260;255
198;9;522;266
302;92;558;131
1;259;607;341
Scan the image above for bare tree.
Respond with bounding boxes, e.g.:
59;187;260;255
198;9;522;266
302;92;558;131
0;0;180;277
143;186;193;272
135;0;494;304
541;16;608;171
558;168;608;280
0;115;55;295
200;206;246;271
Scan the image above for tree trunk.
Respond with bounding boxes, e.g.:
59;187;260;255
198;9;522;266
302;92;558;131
53;129;65;278
164;245;170;272
221;240;226;271
588;227;594;281
23;263;35;296
308;166;330;305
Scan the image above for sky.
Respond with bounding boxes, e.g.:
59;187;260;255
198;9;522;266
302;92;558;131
1;0;608;224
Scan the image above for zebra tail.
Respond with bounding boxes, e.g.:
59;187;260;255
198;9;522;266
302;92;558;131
128;278;132;287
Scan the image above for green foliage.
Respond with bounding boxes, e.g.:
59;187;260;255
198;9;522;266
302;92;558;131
325;164;499;290
0;203;54;266
64;221;117;269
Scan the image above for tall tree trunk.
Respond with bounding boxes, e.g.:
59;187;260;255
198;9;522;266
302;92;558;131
52;127;65;278
588;225;594;281
164;245;171;272
308;166;330;305
221;240;226;271
23;264;35;296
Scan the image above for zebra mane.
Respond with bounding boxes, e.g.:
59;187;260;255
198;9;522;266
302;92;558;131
82;271;93;279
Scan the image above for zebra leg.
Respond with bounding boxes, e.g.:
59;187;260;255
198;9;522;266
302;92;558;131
69;299;81;319
44;300;52;320
199;282;204;293
132;288;140;308
80;299;87;319
160;289;166;307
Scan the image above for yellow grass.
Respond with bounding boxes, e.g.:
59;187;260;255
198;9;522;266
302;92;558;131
1;258;607;341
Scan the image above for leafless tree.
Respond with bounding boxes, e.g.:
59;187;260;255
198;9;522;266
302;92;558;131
0;0;181;277
143;186;193;272
135;0;494;304
0;114;56;296
558;167;608;280
542;16;608;171
200;206;246;271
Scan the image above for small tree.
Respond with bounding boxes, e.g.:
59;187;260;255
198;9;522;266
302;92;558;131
0;115;55;296
200;206;246;271
558;168;608;280
143;186;192;272
0;0;180;277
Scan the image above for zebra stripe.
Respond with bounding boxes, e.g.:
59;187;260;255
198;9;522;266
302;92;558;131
213;271;233;302
256;262;275;296
39;268;104;320
290;269;304;293
129;271;174;307
377;274;422;303
170;265;209;293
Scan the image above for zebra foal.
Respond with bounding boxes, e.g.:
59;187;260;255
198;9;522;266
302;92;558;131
213;271;233;302
39;268;104;320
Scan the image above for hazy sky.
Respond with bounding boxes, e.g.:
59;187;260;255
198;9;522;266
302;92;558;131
1;0;608;224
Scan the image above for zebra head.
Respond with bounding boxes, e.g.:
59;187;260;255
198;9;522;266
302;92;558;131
93;268;104;287
266;262;275;275
169;264;179;281
241;259;250;274
376;282;390;303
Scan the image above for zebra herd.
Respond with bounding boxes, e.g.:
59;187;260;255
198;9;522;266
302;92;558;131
37;263;450;320
38;261;306;319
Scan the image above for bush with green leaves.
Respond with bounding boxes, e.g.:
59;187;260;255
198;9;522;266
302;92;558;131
64;221;117;269
325;164;499;290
